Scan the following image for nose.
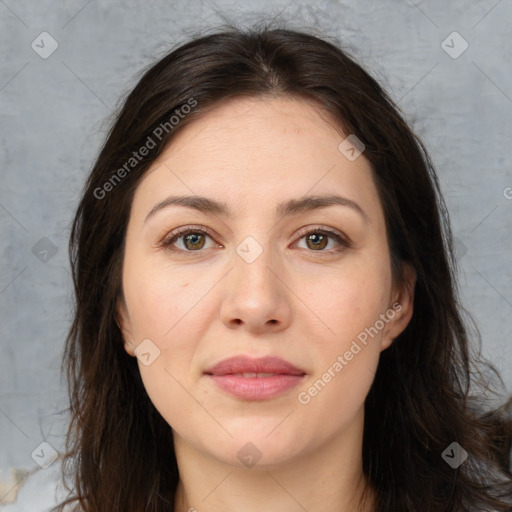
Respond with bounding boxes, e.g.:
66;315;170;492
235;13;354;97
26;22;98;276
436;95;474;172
218;242;292;334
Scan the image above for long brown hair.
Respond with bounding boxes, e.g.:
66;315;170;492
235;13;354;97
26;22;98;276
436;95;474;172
53;23;512;512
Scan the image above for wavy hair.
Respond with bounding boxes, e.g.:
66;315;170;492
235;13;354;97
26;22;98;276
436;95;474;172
52;23;512;512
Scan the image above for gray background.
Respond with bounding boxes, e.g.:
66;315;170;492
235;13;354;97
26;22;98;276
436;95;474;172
1;0;511;509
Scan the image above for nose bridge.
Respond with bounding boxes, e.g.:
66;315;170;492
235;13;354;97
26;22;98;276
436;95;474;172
233;232;280;292
219;230;290;329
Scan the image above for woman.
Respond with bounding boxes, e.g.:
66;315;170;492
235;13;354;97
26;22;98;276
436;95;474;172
53;24;512;512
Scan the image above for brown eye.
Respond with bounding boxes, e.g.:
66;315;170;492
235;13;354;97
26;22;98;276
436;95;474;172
161;226;350;256
181;232;206;250
295;228;351;254
162;228;215;252
304;232;329;250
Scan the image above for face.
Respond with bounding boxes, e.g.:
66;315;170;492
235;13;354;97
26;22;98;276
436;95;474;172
116;96;415;468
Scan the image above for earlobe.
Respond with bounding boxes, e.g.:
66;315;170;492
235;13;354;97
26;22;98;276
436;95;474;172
116;296;135;357
380;263;416;351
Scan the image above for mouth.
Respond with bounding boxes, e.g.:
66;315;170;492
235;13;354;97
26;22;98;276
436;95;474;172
204;355;306;400
227;372;285;377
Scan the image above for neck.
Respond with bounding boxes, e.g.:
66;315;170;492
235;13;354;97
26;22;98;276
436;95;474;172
172;406;376;512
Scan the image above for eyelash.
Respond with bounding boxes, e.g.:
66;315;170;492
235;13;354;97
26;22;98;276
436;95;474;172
160;225;351;256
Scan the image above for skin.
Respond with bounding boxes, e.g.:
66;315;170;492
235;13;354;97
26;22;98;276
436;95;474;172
116;96;416;512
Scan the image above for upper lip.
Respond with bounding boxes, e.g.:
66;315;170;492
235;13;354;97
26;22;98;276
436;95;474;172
204;355;306;376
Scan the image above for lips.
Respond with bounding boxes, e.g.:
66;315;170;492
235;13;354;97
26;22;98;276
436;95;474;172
204;355;306;400
204;355;306;376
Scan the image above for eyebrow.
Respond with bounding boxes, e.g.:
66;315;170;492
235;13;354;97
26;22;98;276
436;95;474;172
144;193;369;224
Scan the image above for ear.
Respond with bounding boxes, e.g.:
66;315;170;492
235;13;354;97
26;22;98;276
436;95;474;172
380;262;416;352
116;294;135;357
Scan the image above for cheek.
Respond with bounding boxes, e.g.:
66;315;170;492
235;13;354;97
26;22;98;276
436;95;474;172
138;361;194;432
296;347;379;441
123;254;195;339
129;268;200;424
297;257;391;410
310;259;392;346
124;256;209;373
297;271;388;415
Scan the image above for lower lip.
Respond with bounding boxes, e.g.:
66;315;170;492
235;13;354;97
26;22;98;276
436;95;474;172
206;374;305;400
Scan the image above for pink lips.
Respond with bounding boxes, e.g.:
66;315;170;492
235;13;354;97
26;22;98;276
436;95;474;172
204;355;306;400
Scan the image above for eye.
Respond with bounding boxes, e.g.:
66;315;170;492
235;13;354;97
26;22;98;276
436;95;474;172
161;226;217;252
160;226;351;255
293;227;351;255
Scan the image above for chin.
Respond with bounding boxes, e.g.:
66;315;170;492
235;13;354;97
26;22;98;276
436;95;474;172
215;426;305;468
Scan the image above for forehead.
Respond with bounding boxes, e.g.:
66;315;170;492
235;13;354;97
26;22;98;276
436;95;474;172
166;95;346;154
131;95;380;224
